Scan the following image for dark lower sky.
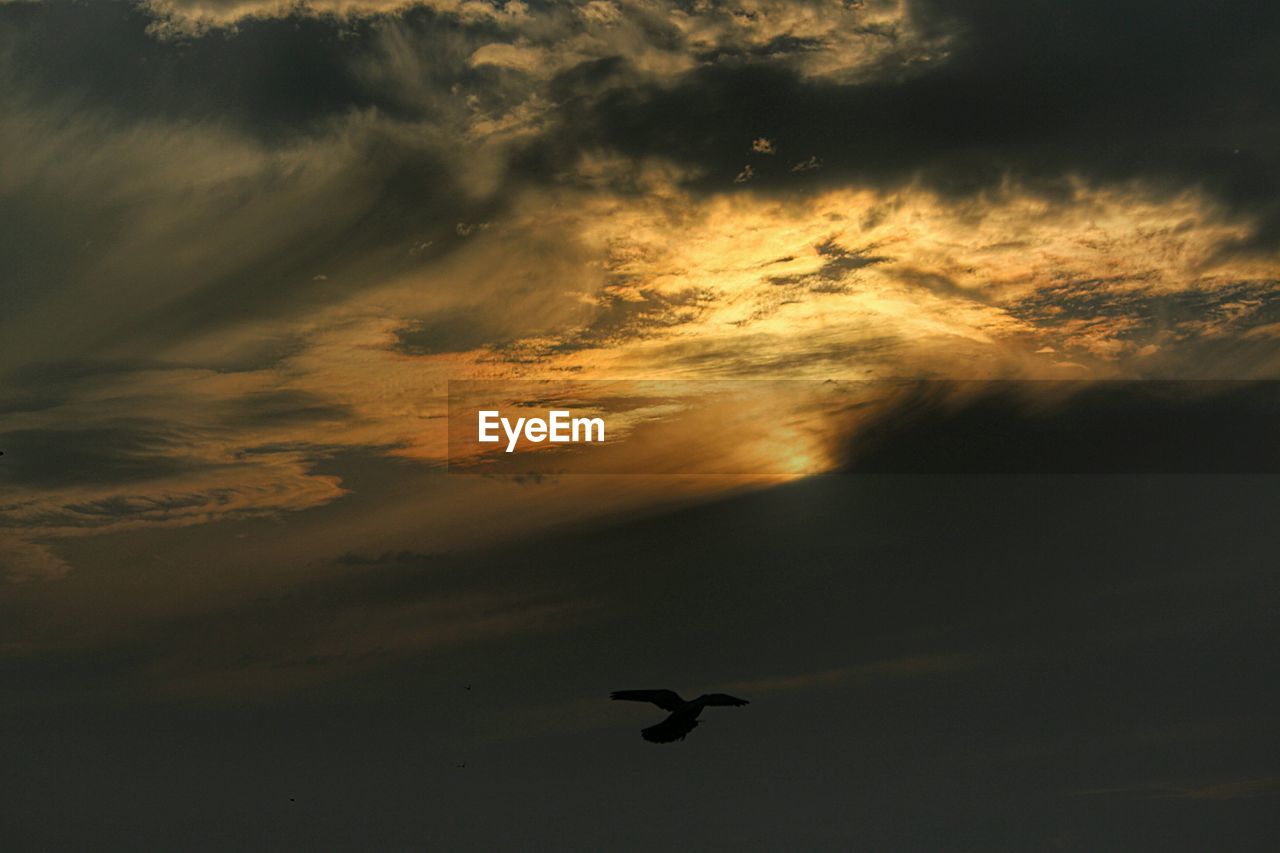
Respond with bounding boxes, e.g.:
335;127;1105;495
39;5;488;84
4;472;1278;850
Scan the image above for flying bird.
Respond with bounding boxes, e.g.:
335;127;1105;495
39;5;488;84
610;689;749;743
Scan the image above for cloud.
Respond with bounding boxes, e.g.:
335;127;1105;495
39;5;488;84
0;538;71;582
1;0;1276;581
2;167;1272;577
136;0;945;84
548;0;1280;251
0;425;210;488
138;1;462;37
13;0;1280;258
836;380;1280;474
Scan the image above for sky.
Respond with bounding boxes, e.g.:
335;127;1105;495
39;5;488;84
0;1;1278;850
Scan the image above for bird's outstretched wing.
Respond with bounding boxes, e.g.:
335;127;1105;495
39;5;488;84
698;693;749;706
641;714;699;744
610;689;685;711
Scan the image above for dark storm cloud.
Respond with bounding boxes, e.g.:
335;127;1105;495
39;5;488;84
1005;274;1280;375
0;424;207;488
0;360;163;415
544;286;713;354
1;2;361;135
0;105;481;369
546;0;1280;248
0;1;490;137
654;332;903;374
225;390;355;426
1007;277;1280;336
894;266;993;302
767;237;890;290
4;0;1273;373
9;0;1280;257
0;2;516;369
445;284;716;363
393;309;516;355
839;380;1280;473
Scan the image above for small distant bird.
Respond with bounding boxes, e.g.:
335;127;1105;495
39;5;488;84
610;689;749;743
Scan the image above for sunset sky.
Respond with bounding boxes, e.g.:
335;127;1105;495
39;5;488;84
1;1;1278;849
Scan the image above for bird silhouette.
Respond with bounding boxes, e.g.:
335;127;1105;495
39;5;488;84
610;689;749;743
